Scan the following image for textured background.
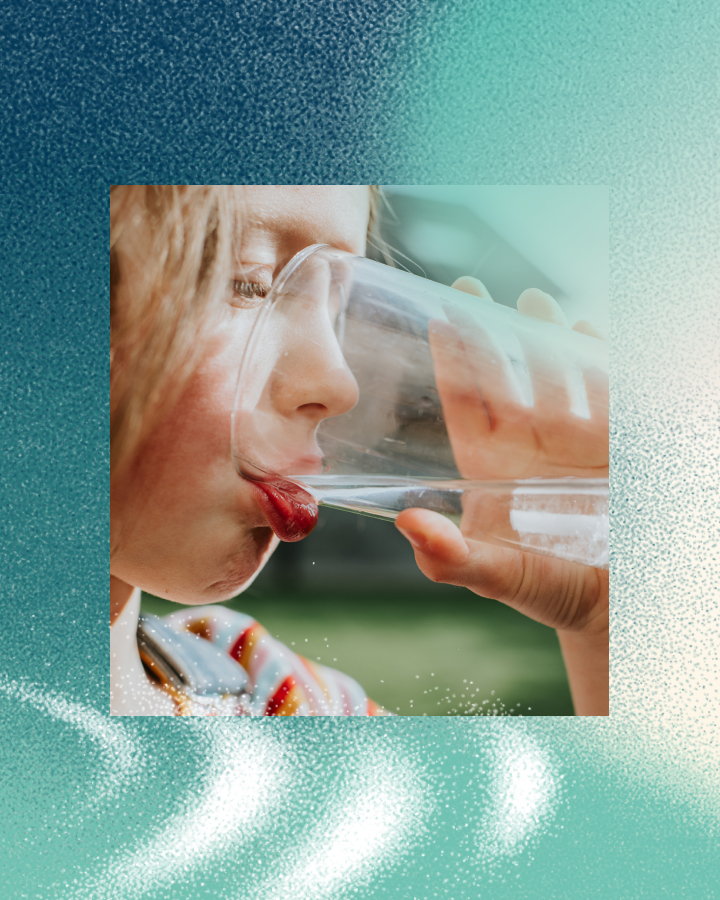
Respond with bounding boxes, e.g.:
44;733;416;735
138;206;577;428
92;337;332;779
1;0;719;897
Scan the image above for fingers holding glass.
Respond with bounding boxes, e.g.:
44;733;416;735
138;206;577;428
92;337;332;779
428;316;535;479
429;280;608;480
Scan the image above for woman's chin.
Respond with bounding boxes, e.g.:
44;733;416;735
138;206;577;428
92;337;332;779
121;529;279;606
204;527;279;601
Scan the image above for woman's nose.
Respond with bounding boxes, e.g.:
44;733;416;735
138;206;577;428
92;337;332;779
268;280;359;424
274;329;359;423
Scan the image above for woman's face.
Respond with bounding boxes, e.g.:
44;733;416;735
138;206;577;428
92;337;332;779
111;186;370;604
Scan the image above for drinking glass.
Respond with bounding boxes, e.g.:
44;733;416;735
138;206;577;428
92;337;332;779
231;244;609;568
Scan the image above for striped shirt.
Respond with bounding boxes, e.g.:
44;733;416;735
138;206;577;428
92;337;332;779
138;605;390;717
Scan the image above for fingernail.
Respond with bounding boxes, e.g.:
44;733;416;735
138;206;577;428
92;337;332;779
396;527;427;551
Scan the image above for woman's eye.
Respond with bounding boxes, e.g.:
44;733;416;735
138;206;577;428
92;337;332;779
229;279;271;308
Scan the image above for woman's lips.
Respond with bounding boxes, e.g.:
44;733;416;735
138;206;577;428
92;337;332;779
249;478;319;542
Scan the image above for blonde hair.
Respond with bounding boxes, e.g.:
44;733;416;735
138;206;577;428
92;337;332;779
110;185;384;479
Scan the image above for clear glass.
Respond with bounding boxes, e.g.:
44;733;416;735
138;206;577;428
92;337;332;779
231;245;609;568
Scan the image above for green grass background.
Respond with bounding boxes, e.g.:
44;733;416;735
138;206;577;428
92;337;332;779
142;510;574;716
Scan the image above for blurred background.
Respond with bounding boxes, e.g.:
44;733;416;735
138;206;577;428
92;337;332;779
142;185;608;716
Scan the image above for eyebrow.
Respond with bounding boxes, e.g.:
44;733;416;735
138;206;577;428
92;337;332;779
241;212;366;256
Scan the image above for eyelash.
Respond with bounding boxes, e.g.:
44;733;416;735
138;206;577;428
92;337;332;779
230;280;271;306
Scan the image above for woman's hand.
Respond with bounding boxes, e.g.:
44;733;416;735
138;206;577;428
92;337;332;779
427;277;608;480
395;277;609;716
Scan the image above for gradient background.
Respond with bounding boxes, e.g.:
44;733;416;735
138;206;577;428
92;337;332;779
1;1;719;897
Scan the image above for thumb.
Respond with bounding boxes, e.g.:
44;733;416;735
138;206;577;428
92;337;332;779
394;508;606;633
395;508;524;599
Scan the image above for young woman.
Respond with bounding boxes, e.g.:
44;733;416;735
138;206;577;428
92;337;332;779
110;185;608;716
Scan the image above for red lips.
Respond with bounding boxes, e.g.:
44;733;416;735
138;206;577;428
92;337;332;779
249;478;319;542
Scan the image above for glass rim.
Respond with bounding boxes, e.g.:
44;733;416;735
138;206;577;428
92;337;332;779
231;242;354;477
264;242;357;305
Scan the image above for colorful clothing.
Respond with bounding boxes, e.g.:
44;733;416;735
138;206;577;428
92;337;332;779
138;605;390;717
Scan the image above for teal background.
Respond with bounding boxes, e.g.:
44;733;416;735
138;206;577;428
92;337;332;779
2;1;719;897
